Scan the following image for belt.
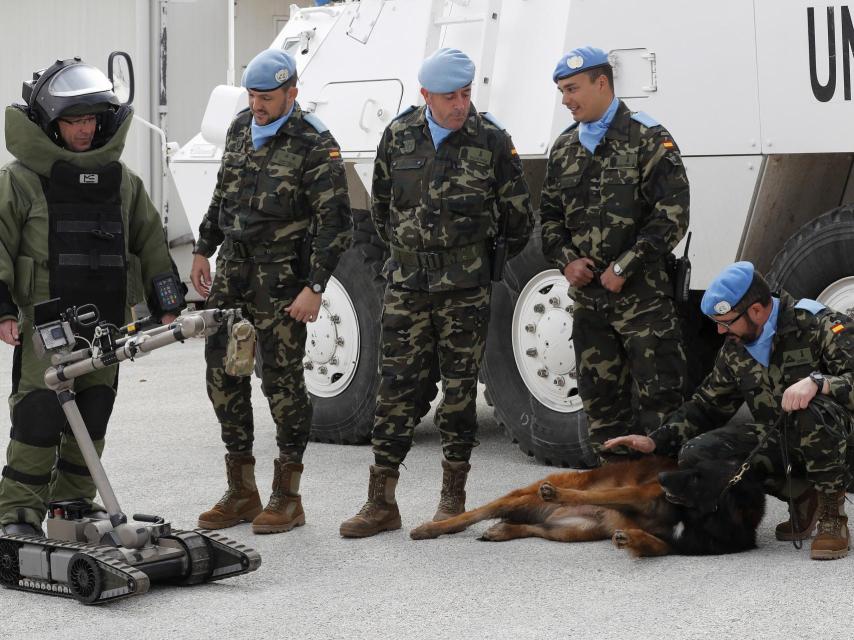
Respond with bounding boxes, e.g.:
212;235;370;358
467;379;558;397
223;237;296;262
390;243;487;270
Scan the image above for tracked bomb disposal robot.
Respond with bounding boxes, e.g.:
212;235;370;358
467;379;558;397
0;299;261;603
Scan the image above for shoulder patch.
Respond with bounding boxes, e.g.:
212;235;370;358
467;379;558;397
302;112;329;133
795;299;826;315
480;112;505;130
630;111;659;128
393;105;418;121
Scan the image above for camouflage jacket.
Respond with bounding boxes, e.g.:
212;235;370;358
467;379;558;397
195;103;351;290
371;104;532;292
650;293;854;456
540;100;689;306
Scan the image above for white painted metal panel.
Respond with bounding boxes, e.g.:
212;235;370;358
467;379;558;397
563;0;762;157
314;80;403;152
680;155;763;288
755;0;854;153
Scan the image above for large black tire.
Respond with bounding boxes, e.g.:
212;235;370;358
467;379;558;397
767;205;854;304
480;227;597;467
309;209;439;444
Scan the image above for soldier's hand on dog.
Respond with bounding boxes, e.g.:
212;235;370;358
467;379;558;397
190;254;212;299
603;434;656;453
563;258;597;287
0;319;19;346
600;263;626;293
286;287;322;323
781;376;826;413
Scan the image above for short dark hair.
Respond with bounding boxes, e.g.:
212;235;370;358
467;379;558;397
585;64;613;89
734;272;772;312
281;73;298;90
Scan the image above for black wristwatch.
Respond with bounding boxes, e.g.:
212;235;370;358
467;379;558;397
309;282;324;294
809;371;825;392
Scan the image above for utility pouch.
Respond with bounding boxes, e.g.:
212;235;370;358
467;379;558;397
224;318;256;377
672;231;692;303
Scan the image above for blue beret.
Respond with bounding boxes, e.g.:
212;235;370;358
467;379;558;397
418;48;475;93
700;261;756;316
242;49;296;91
553;46;610;83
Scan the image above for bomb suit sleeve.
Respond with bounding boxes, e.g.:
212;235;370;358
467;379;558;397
0;166;25;321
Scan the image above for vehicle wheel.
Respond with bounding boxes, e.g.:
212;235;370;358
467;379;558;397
67;554;103;604
307;209;438;444
480;228;597;467
0;540;21;587
767;205;854;316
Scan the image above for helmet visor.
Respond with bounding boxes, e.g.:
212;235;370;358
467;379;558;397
48;65;113;98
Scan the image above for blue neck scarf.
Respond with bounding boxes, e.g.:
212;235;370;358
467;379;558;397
426;107;455;149
744;297;780;367
578;96;619;154
251;103;294;149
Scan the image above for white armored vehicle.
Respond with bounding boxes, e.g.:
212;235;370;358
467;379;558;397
168;0;854;466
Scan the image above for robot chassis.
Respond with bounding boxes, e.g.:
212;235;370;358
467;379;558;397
0;302;261;604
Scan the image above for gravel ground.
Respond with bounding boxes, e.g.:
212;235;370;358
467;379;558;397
1;337;852;640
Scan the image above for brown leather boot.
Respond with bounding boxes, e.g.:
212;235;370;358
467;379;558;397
775;487;819;541
198;453;263;529
339;465;401;538
810;490;849;560
432;459;471;521
252;459;306;534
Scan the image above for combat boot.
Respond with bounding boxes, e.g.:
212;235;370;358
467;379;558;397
433;459;471;521
197;453;263;529
339;465;401;538
252;459;306;534
775;487;819;541
810;490;849;560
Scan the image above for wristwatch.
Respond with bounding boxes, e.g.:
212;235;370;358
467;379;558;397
309;282;324;294
612;262;624;276
809;371;825;392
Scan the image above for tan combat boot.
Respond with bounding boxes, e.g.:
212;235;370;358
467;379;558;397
252;459;306;534
810;490;849;560
775;487;819;541
339;465;402;538
432;459;471;521
198;453;263;529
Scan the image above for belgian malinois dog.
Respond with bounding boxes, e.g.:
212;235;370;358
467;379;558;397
410;456;765;556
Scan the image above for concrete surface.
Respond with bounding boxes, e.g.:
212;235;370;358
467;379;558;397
1;337;852;640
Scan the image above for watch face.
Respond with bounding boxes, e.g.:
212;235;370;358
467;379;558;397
613;264;622;276
312;283;322;294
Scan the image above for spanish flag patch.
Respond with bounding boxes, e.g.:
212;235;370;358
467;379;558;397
832;322;846;335
329;149;342;159
510;147;518;156
662;140;675;149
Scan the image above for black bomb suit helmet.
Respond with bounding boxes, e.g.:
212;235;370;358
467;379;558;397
21;57;122;148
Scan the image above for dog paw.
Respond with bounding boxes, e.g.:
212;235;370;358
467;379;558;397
612;530;630;549
539;481;557;501
479;522;511;542
409;523;437;540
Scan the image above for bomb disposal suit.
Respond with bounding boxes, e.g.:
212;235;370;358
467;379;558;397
0;59;179;533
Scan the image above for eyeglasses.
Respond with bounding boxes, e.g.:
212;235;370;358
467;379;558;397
58;115;97;127
710;307;747;329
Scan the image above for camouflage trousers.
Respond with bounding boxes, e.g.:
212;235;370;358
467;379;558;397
205;257;310;463
372;285;491;468
573;293;686;454
678;396;853;495
0;319;117;529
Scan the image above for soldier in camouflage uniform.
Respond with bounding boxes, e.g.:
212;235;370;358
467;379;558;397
608;262;854;560
339;48;532;538
539;47;689;461
191;50;351;535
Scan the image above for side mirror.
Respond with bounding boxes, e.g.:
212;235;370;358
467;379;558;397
108;51;135;105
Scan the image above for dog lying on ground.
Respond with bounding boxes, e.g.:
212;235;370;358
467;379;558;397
410;456;766;556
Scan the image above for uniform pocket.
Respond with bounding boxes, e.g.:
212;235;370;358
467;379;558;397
391;156;426;209
602;167;639;211
13;256;34;306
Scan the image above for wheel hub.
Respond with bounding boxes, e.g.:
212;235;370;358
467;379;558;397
817;276;854;318
511;270;584;413
302;275;361;398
